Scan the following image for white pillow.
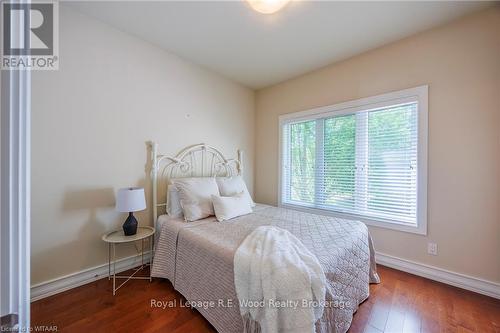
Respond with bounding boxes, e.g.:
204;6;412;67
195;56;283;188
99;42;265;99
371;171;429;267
216;176;255;208
171;177;220;222
166;185;183;218
211;193;253;222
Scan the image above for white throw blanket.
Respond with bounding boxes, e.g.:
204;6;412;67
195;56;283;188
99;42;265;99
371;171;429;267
234;226;326;333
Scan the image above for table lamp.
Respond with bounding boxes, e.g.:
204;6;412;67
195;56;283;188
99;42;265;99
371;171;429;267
116;187;146;236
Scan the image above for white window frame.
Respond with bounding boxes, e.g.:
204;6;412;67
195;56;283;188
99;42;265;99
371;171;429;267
278;85;428;235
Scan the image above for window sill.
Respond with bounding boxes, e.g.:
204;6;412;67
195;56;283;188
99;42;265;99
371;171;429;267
279;203;427;235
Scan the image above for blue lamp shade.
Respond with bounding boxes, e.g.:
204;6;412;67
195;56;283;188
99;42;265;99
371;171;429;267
116;187;146;213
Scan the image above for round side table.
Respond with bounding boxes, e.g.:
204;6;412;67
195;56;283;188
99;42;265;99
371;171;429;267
102;226;155;295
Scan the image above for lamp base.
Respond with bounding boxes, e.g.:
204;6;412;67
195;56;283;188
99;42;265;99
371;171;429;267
123;212;138;236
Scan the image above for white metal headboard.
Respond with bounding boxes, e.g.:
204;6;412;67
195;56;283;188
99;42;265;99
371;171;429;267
149;142;243;228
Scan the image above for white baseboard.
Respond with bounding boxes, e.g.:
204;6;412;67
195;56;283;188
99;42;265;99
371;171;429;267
30;253;151;302
376;252;500;299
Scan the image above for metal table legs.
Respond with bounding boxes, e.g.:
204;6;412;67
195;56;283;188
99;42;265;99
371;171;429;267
107;236;153;295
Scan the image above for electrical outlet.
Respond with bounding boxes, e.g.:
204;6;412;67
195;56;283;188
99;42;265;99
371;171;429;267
427;242;438;256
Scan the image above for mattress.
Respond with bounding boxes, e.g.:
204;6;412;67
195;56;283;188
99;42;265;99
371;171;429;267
152;204;379;333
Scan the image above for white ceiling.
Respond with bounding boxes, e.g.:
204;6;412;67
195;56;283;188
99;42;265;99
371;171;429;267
67;1;489;89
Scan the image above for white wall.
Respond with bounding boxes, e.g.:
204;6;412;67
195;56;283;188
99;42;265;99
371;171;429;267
255;8;500;283
31;5;255;285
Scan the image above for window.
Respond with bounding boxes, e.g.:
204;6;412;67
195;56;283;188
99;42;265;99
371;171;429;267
280;86;428;234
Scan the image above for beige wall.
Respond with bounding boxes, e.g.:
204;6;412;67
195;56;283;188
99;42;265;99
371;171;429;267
31;6;255;285
255;8;500;282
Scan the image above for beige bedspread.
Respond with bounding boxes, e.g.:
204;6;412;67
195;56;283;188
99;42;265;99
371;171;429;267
151;204;380;333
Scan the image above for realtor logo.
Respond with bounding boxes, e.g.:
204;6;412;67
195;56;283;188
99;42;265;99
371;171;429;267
1;1;59;70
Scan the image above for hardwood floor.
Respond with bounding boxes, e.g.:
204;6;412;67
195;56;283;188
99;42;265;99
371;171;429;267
31;265;500;333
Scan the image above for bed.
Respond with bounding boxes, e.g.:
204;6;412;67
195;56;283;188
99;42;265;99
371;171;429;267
148;142;380;333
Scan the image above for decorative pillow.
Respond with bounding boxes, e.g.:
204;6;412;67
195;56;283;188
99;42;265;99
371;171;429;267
216;176;255;208
211;192;253;222
171;177;220;222
166;185;183;218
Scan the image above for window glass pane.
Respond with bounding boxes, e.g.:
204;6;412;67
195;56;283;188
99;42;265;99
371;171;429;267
281;93;423;229
289;120;316;203
367;104;418;222
323;115;356;209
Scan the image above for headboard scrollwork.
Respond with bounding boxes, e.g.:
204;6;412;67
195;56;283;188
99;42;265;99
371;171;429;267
148;142;243;228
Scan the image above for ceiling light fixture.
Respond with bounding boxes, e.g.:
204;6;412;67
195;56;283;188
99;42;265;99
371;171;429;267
246;0;290;14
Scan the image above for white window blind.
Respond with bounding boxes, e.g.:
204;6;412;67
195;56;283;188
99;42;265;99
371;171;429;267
280;87;427;232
